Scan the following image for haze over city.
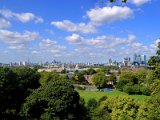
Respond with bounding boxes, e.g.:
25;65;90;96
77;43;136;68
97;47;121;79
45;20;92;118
0;0;160;63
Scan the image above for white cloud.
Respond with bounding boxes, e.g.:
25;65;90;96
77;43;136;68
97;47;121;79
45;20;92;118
39;39;57;48
150;38;160;50
86;6;133;25
0;29;39;49
39;39;66;53
65;33;154;60
32;50;39;54
0;18;11;28
51;20;96;34
0;9;43;23
129;0;151;6
65;33;84;45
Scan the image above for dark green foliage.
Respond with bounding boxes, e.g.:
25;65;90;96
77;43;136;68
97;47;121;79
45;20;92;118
87;98;98;110
115;80;127;91
0;67;40;119
140;86;151;96
119;71;138;84
86;68;96;75
110;0;116;2
123;84;141;94
123;84;134;94
21;77;87;120
98;96;108;105
72;71;86;83
39;71;60;85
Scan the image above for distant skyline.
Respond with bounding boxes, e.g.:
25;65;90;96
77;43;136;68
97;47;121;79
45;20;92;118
0;0;160;63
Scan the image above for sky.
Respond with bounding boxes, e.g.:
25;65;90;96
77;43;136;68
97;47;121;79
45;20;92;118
0;0;160;63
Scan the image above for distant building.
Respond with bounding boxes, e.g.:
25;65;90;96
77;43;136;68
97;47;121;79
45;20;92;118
133;54;147;65
22;61;27;66
123;57;131;66
140;55;147;64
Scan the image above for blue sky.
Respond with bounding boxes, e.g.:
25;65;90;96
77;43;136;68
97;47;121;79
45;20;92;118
0;0;160;63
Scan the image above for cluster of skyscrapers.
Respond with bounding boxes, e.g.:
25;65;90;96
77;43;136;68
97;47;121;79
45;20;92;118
122;54;147;67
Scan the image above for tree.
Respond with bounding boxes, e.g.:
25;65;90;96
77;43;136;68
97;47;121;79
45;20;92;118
91;72;107;90
72;71;86;84
39;71;60;85
116;71;138;92
87;98;98;112
97;96;139;120
109;0;127;3
0;67;40;119
86;68;96;75
119;71;138;84
21;78;87;120
137;93;160;120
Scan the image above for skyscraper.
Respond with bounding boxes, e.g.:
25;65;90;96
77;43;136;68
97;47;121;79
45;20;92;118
133;54;147;65
140;55;147;64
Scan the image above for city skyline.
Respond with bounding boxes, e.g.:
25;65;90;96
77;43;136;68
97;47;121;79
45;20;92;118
0;0;160;63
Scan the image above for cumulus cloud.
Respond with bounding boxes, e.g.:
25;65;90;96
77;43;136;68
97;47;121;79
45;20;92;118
39;39;66;53
0;29;39;49
65;33;156;60
150;38;160;50
129;0;151;6
65;34;84;45
0;18;11;28
0;9;43;23
51;20;96;34
86;6;133;25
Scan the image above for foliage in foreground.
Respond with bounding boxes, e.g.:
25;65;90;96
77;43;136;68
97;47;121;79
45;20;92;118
0;67;40;119
21;74;87;120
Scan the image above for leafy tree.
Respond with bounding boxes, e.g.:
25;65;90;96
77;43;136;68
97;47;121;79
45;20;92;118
96;67;110;74
140;85;151;96
136;69;147;84
109;0;127;3
21;78;87;120
137;93;160;120
87;98;98;111
73;71;85;81
115;79;127;91
39;71;60;85
91;72;107;90
119;71;138;84
97;96;139;120
0;67;40;119
86;68;96;75
147;56;159;67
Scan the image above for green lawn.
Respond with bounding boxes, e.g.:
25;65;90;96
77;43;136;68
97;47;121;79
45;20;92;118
77;90;150;103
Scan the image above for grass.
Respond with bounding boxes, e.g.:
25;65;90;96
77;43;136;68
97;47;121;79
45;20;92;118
77;90;150;103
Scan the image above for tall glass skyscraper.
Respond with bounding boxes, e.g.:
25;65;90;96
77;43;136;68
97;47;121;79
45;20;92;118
133;54;147;65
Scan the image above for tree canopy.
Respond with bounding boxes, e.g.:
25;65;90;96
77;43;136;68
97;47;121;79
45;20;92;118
21;75;86;120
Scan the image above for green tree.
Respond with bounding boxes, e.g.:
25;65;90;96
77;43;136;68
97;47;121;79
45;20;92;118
91;72;107;90
137;93;160;120
21;78;87;120
98;96;139;120
39;71;60;85
86;68;96;75
0;67;40;119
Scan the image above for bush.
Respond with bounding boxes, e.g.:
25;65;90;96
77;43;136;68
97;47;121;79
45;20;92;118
115;80;126;91
87;98;98;111
140;86;151;96
98;96;108;105
123;84;141;94
123;85;134;94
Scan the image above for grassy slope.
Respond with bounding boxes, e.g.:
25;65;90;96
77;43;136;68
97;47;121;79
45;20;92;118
77;90;150;103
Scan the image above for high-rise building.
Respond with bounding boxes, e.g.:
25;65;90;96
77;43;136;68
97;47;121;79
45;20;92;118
140;55;147;64
133;54;147;65
123;57;131;66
